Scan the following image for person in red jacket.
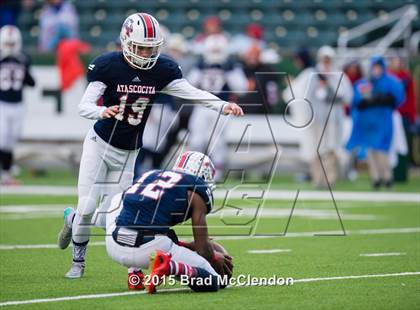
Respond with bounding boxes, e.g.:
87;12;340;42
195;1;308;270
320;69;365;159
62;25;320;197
388;55;418;168
388;56;417;126
56;38;90;91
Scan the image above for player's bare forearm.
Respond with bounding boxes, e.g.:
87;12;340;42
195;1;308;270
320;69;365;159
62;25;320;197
178;240;196;251
194;234;213;262
190;192;214;262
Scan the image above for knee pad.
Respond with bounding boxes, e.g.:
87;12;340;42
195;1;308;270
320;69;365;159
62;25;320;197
93;209;107;229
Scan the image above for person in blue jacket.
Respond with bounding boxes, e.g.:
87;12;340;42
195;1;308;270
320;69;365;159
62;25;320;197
346;55;405;189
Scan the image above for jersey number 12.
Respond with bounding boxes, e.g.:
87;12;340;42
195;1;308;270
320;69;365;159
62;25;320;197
126;171;182;200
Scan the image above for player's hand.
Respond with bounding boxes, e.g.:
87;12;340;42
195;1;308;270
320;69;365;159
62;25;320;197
223;102;244;116
101;105;119;118
211;252;233;278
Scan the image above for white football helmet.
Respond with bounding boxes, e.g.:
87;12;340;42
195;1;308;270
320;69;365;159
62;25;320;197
173;151;216;190
120;13;163;70
0;25;22;58
202;34;229;65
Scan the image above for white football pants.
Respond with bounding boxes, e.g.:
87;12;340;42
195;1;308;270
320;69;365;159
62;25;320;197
72;128;138;244
0;101;24;151
105;193;217;276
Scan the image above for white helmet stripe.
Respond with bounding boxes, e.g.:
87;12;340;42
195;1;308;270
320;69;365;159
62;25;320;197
137;13;148;38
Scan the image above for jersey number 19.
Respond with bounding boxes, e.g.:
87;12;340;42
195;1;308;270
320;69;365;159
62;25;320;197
115;94;149;126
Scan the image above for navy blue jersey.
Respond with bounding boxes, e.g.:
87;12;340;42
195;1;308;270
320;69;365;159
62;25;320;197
0;54;35;103
86;52;182;150
116;170;213;234
195;57;236;102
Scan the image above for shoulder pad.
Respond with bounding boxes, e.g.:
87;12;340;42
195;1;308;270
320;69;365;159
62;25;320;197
155;55;183;82
86;52;118;83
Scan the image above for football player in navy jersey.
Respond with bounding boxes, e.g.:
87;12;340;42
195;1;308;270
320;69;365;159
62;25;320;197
57;13;243;279
188;33;248;180
0;25;35;185
106;151;233;292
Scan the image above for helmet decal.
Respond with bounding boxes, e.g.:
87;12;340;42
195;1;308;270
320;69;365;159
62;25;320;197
123;18;134;38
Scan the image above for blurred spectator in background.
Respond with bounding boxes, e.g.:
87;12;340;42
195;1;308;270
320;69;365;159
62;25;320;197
388;55;417;181
166;33;195;75
309;46;353;188
238;44;278;114
343;60;364;85
48;24;90;92
343;60;365;181
282;48;315;181
231;23;280;68
56;37;90;92
231;23;266;56
39;0;78;52
193;16;222;41
343;59;364;127
0;25;35;185
346;55;405;189
388;55;417;129
191;16;227;55
292;47;314;72
0;0;26;27
285;46;353;188
188;34;247;180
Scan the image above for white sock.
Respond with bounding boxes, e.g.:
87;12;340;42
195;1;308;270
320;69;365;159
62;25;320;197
128;267;141;273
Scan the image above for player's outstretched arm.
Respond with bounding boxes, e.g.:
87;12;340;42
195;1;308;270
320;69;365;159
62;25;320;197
162;78;244;116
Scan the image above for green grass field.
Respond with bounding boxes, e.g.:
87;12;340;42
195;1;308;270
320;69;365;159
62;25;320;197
0;171;419;309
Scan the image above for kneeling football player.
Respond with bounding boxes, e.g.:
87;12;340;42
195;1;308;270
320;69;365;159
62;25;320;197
105;151;233;293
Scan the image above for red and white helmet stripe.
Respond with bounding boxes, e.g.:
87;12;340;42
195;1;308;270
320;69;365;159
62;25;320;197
173;151;216;190
138;13;157;39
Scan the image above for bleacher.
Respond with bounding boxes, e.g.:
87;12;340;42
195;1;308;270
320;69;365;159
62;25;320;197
18;0;419;50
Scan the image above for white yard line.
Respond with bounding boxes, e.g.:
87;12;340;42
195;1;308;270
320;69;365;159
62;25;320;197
0;205;68;213
1;186;419;202
0;271;419;307
0;205;379;221
292;271;420;283
0;241;105;250
0;186;76;196
360;252;407;257
1;227;419;250
248;249;291;254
